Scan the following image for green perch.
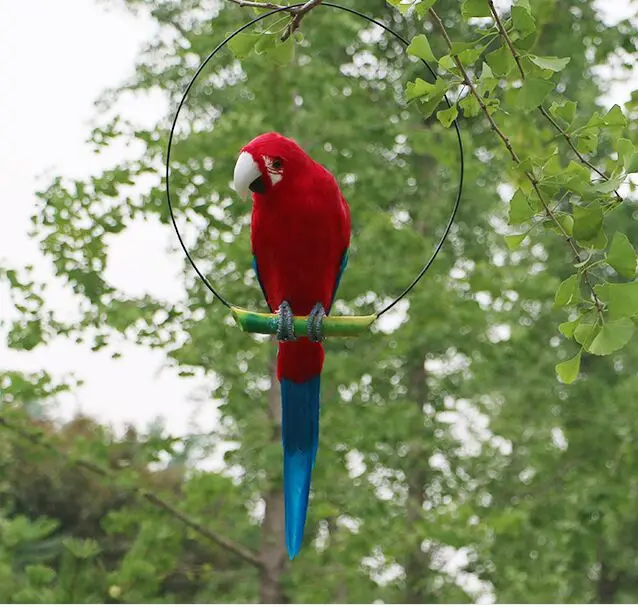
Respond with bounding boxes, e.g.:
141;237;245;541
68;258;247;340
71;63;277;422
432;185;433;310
231;306;376;337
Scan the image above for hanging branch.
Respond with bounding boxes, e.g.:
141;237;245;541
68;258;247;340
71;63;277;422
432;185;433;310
427;7;605;320
0;415;263;570
485;0;622;202
227;0;324;40
227;0;293;10
281;0;324;40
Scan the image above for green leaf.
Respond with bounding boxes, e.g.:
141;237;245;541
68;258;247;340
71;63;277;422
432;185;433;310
592;175;624;194
478;62;498;96
508;189;536;224
406;78;430;102
584;111;605;129
549;100;577;125
616;136;638;175
227;32;259;59
504;233;527;250
554;213;574;236
407;34;436;63
617;137;633;161
585;228;608;251
415;0;437;15
556;350;581;384
486;45;515;77
438;54;456;71
627;153;638;174
554;274;580;308
458;46;485;66
604;104;627;129
588;319;635;355
512;2;536;36
254;32;276;54
563;160;592;194
407;77;448;117
604;282;638;320
574;322;600;348
573;205;603;243
269;37;295;65
559;317;581;338
436;105;459;128
25;564;56;587
459;93;481;117
395;0;416;14
527;55;570;72
449;41;477;55
575;132;598;155
63;537;101;559
406;77;446;103
461;0;491;18
607;232;637;278
515;78;554;112
419;96;445;119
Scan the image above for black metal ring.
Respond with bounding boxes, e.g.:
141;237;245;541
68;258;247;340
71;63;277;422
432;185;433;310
165;2;464;318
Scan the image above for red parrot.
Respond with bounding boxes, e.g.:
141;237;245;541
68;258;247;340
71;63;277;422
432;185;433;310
233;132;351;559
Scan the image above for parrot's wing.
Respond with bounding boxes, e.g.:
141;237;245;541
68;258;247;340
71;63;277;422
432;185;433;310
252;256;274;313
328;248;349;314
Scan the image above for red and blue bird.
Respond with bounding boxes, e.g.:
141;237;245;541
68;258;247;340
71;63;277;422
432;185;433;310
233;132;351;559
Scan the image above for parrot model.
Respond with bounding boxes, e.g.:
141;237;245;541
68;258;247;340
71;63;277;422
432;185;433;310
233;132;351;559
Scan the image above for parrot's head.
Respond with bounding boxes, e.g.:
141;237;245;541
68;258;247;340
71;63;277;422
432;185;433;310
232;132;313;201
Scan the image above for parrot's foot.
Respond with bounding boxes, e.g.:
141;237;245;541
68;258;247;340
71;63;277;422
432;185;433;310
276;301;296;341
307;303;326;343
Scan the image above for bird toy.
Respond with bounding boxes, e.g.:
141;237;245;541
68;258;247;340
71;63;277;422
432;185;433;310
165;2;464;559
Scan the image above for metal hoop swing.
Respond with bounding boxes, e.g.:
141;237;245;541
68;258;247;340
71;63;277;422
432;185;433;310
165;2;465;338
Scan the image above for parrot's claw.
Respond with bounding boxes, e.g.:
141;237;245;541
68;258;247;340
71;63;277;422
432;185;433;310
276;301;296;342
308;303;326;343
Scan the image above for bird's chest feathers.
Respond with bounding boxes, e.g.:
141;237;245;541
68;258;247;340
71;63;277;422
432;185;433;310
252;192;340;307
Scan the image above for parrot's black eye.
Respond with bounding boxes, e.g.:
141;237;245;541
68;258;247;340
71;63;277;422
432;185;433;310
272;158;283;170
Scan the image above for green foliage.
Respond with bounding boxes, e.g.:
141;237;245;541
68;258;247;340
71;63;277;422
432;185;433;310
1;0;638;603
403;0;637;374
407;34;436;63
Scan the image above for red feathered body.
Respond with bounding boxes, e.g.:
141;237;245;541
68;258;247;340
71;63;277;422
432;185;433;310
245;133;351;383
238;132;350;559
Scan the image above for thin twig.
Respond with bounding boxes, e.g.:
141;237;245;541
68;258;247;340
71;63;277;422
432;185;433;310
486;0;525;78
0;415;263;570
428;7;605;319
281;0;324;41
227;0;292;10
486;0;621;202
227;0;324;41
539;106;621;200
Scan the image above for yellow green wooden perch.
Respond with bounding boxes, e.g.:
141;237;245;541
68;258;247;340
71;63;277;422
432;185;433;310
231;307;376;337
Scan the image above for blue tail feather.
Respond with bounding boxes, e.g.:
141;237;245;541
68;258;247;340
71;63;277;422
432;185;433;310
280;374;321;559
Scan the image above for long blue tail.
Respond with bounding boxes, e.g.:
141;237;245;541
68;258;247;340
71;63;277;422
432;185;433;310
280;374;321;559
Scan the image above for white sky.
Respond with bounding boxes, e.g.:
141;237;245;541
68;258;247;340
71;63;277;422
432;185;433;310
0;0;635;439
0;0;203;436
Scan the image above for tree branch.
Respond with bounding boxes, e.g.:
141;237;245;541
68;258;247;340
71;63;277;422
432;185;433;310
486;0;621;202
227;0;293;11
227;0;324;41
486;0;525;78
0;415;263;570
281;0;324;41
428;7;605;319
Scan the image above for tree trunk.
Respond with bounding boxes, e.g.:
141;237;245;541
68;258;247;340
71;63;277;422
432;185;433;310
596;560;618;604
258;352;288;603
404;359;436;603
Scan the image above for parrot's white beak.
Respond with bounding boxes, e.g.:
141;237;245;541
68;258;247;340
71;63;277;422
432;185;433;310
233;151;262;201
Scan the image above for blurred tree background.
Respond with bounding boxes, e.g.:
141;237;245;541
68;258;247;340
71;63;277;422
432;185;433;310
1;0;637;602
